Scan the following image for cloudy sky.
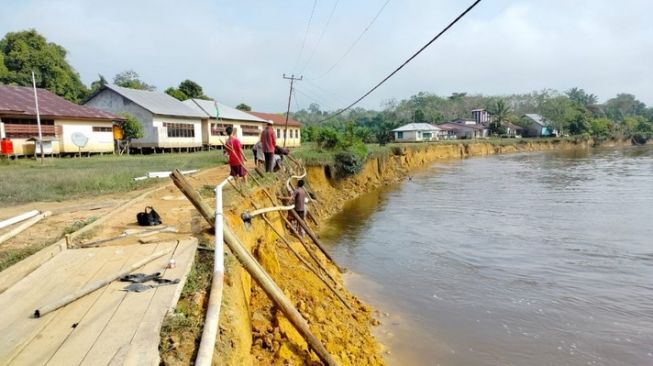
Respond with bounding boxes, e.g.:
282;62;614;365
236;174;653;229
1;0;652;112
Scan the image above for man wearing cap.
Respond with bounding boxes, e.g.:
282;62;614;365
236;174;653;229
260;120;277;172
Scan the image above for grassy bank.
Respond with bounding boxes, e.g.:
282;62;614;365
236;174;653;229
0;151;228;204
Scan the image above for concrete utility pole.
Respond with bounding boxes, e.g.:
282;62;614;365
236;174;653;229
282;74;302;148
31;71;44;164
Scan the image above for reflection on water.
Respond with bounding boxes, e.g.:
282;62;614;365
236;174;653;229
321;146;653;366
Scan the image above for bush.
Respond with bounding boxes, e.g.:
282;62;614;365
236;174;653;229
315;128;341;149
334;151;364;178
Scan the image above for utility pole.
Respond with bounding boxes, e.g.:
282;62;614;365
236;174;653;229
31;71;44;164
282;74;302;148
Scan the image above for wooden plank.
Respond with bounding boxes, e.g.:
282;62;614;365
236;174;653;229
42;243;165;366
78;241;181;366
0;241;65;294
0;249;99;362
7;245;155;365
122;238;197;366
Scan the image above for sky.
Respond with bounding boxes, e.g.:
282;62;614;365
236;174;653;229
1;0;652;113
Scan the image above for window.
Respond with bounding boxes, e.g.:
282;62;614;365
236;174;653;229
397;131;404;139
422;132;432;139
3;118;57;138
92;126;112;132
276;128;281;137
163;122;195;138
210;123;232;136
241;125;260;136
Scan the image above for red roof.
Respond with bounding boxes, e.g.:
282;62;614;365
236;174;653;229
0;86;119;121
248;111;302;127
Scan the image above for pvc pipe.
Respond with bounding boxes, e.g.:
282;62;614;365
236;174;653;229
195;175;233;366
0;210;40;230
0;211;51;245
248;205;295;218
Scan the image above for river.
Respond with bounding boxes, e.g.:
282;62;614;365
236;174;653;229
320;145;653;366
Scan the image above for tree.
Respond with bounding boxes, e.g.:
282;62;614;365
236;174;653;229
488;99;511;135
89;74;107;94
164;87;188;101
0;29;88;102
178;79;208;99
603;93;646;122
118;113;144;155
413;109;425;122
113;70;155;90
235;103;252;111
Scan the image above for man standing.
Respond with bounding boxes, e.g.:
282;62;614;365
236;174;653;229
260;121;276;172
224;126;248;187
278;179;307;238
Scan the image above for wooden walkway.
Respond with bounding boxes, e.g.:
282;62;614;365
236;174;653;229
0;238;197;366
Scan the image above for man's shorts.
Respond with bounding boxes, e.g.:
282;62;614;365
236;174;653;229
229;165;246;177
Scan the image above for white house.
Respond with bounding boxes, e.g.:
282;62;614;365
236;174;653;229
248;111;302;148
0;85;120;156
84;84;206;150
392;123;441;142
182;99;270;147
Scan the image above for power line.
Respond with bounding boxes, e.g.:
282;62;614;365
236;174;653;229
293;0;319;73
309;0;392;81
318;0;483;123
299;0;341;74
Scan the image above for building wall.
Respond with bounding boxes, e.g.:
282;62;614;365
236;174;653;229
57;119;114;153
395;130;441;142
84;89;156;145
149;115;203;148
276;127;301;147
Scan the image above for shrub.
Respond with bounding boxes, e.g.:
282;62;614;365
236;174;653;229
334;151;364;178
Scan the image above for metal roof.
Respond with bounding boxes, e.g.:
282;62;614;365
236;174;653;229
523;114;547;127
392;123;441;132
103;84;205;118
0;85;119;120
248;111;302;127
182;99;268;123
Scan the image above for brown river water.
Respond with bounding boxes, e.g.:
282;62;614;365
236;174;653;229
320;146;653;366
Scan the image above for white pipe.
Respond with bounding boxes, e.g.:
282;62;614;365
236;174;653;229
249;205;295;218
0;210;40;230
195;175;233;366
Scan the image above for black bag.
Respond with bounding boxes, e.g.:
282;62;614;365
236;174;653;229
137;206;162;226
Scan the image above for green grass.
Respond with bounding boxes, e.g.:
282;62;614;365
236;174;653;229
0;151;227;204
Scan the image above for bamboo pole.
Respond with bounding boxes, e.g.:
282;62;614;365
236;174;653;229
0;211;51;245
289;210;341;271
170;170;338;366
33;248;171;318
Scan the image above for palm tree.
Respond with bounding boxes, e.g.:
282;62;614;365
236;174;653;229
488;99;511;135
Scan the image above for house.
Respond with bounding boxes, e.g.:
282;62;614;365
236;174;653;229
450;119;489;138
84;84;205;151
437;122;487;139
521;114;555;137
392;123;441;142
0;85;121;156
248;111;302;147
182;99;270;147
435;123;457;140
471;108;492;125
505;122;523;137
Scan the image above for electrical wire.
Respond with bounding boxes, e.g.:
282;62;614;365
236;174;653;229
309;0;392;81
318;0;483;123
293;0;319;73
299;0;341;74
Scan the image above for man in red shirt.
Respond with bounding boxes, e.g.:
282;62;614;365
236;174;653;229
260;121;276;172
224;126;248;186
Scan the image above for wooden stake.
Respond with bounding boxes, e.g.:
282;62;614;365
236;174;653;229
289;210;341;271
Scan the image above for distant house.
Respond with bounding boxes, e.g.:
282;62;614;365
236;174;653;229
392;123;441;142
438;122;487;139
0;85;120;156
505;122;524;137
84;84;205;150
471;108;492;125
248;111;302;147
182;99;270;147
521;114;555;137
436;123;457;140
